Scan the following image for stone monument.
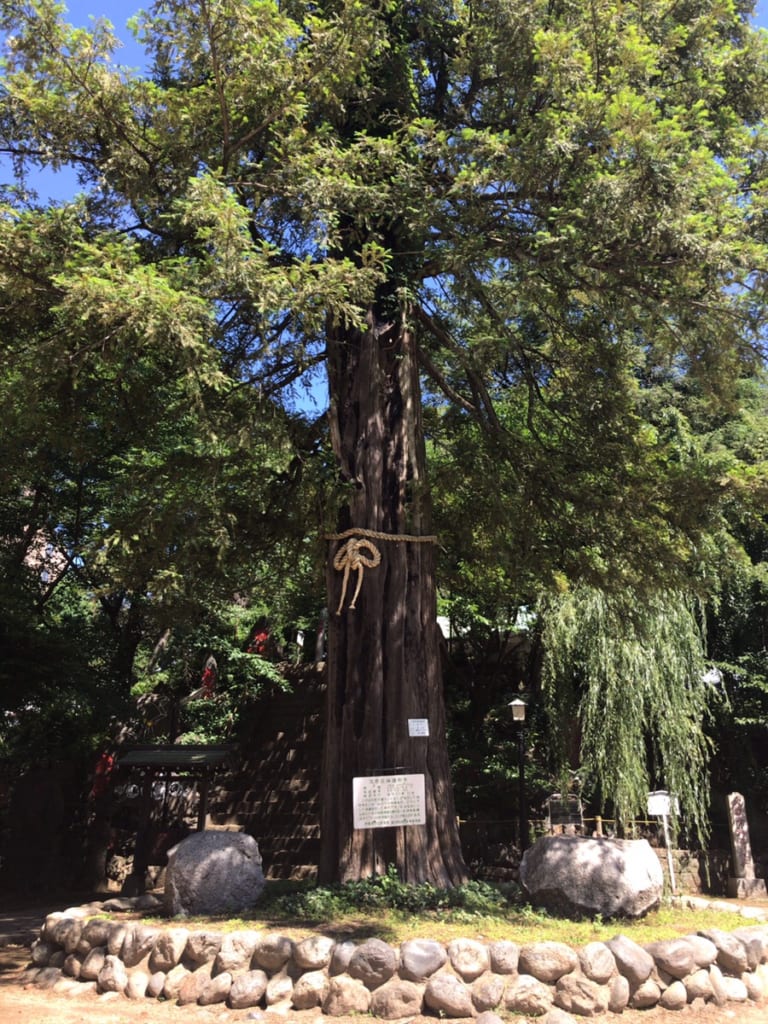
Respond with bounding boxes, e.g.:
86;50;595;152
520;834;663;918
164;830;266;917
726;791;767;899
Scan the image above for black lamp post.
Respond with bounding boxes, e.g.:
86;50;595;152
509;698;527;851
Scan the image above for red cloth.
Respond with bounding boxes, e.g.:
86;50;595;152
90;752;114;798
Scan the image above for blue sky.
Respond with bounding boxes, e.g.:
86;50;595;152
60;0;768;24
31;0;768;70
59;0;768;40
5;0;768;201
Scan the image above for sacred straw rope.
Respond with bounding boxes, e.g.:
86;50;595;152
325;527;438;614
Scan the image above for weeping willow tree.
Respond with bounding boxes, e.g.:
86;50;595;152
540;586;714;839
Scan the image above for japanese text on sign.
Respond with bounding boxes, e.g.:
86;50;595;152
353;774;426;829
408;719;429;737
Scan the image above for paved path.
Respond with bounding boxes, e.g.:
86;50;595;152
0;891;136;949
0;907;46;947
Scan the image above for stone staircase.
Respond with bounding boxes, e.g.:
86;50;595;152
206;664;325;879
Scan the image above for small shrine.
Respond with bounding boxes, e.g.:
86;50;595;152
116;744;234;891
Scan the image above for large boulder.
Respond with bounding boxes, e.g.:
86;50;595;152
519;835;663;919
164;831;265;917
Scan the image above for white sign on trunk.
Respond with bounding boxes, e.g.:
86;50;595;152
408;718;430;737
353;774;426;829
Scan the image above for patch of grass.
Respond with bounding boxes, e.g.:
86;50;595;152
140;869;764;946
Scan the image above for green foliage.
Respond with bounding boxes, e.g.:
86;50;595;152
1;0;768;843
540;586;714;838
264;864;514;919
0;573;131;764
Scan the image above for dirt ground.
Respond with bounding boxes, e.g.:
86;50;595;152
2;943;768;1024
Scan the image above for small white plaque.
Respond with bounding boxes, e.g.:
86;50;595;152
353;774;426;829
408;718;429;737
647;790;679;816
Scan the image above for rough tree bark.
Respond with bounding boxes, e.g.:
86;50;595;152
319;310;468;886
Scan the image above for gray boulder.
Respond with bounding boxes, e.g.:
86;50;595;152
659;980;688;1010
744;970;764;1002
253;933;294;972
520;835;663;918
645;937;695;979
605;934;654;985
546;1011;579;1024
51;917;83;955
628;977;661;1009
519;941;579;982
292;969;330;1010
122;924;160;968
720;976;749;1003
399;938;447;981
148;927;189;972
709;964;729;1006
178;967;210;1006
97;954;128;994
265;966;295;1005
579;942;615;983
32;967;63;990
80;947;106;981
80;918;114;950
348;938;398;989
447;938;490;980
147;971;167;998
607;974;630;1013
471;973;506;1012
30;940;55;967
228;969;269;1009
731;926;768;970
329;940;357;976
554;974;609;1017
370;978;424;1018
684;968;714;1001
200;971;233;1005
489;939;520;974
184;929;222;967
62;953;82;978
424;972;475;1017
687;934;718;967
164;830;265;917
294;935;336;970
107;923;128;956
323;975;372;1015
504;973;554;1016
698;928;749;975
125;968;150;1000
161;962;191;1000
214;929;262;974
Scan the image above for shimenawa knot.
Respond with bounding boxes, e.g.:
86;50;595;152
332;536;381;614
325;527;437;615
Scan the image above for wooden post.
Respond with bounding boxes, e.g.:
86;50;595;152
197;772;210;831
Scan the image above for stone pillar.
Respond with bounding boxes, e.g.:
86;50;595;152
726;792;767;899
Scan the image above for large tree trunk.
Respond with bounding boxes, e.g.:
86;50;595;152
319;312;467;886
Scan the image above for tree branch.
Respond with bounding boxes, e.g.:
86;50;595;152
412;304;503;433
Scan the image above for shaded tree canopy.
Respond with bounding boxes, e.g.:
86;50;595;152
2;0;768;879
